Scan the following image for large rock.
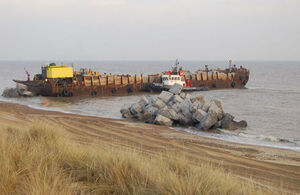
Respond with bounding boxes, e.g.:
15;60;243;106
185;93;191;100
202;99;223;114
190;95;205;104
120;107;133;118
120;90;246;130
157;106;179;120
189;101;205;113
129;103;143;115
158;91;174;103
179;99;192;116
211;99;223;111
208;101;223;120
154;114;173;126
168;83;183;94
178;112;192;125
142;105;158;123
16;83;27;96
221;113;247;130
178;99;193;125
202;101;211;112
2;88;19;98
23;91;34;97
192;109;207;122
236;120;247;128
171;94;184;104
179;92;186;99
138;95;151;107
153;98;166;109
170;102;181;113
196;111;218;130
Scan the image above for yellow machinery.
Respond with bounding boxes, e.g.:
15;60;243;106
46;65;74;79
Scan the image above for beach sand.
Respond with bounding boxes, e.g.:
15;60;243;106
0;101;299;193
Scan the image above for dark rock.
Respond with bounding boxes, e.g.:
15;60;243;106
120;107;133;118
143;105;158;123
235;120;247;128
220;113;247;130
178;112;192;126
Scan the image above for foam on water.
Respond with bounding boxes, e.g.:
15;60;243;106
0;60;300;151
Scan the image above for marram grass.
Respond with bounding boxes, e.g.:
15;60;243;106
0;123;269;194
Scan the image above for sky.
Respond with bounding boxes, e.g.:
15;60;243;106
0;0;299;61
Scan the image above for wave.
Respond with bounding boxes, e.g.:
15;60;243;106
173;127;300;152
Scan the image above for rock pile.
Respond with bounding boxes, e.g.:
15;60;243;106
120;84;247;131
2;83;34;98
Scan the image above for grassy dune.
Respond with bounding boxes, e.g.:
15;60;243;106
0;123;267;194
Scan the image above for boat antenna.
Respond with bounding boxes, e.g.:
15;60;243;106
173;59;179;72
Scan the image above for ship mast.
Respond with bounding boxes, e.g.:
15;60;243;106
172;59;179;73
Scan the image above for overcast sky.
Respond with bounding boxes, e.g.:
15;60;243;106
0;0;299;61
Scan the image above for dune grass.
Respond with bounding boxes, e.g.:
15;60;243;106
0;123;268;194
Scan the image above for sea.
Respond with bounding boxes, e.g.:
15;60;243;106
0;60;299;151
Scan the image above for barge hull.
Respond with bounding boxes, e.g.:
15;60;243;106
14;70;249;97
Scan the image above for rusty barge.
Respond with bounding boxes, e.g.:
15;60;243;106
14;61;249;97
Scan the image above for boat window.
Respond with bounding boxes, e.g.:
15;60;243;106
181;77;184;81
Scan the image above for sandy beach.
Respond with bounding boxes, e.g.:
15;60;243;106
0;101;299;193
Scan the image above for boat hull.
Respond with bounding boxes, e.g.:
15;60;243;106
14;70;249;97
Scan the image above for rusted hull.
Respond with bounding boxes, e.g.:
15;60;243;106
190;70;249;89
14;70;249;97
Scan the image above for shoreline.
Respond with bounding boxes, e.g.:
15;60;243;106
0;101;300;193
1;97;299;153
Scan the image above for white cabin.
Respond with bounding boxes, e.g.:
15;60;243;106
162;74;185;87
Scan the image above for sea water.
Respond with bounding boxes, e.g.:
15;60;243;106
0;60;299;151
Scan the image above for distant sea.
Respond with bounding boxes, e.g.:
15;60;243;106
0;60;299;151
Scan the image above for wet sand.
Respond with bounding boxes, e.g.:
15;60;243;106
0;101;299;193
